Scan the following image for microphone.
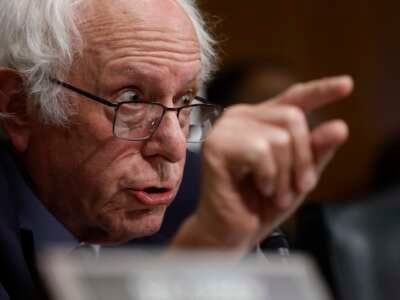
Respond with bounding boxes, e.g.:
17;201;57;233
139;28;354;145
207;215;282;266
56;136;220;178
260;229;290;257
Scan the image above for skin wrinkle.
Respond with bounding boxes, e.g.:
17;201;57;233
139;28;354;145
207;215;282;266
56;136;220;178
79;17;201;99
158;161;171;182
89;36;200;66
91;35;199;59
104;38;199;54
78;1;199;54
20;0;199;244
78;1;201;68
96;59;201;101
0;1;353;254
110;64;200;81
103;49;199;64
104;64;201;101
100;58;200;77
92;28;200;48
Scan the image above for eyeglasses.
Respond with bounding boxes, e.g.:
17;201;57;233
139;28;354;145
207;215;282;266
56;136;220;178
51;79;223;143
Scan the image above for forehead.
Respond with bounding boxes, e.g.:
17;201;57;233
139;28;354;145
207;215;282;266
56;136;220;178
79;0;195;33
74;0;201;88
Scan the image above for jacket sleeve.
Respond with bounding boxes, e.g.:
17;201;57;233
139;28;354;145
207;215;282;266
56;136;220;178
0;281;10;300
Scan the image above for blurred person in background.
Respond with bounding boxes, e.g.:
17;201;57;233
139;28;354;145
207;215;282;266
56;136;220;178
0;0;352;298
207;58;298;107
369;136;400;192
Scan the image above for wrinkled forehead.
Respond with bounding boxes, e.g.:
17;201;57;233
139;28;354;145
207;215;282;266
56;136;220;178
78;0;195;30
72;0;201;84
76;0;199;56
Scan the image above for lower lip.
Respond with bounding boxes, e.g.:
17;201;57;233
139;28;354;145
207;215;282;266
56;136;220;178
129;189;175;206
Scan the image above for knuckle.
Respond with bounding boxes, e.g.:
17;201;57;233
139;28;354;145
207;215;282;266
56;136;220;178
202;130;227;156
262;141;273;157
274;130;291;148
253;143;277;178
224;103;251;117
284;106;305;125
286;83;305;94
256;143;279;177
251;138;270;158
267;163;278;178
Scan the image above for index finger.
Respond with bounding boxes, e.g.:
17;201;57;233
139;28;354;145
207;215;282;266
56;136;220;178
271;75;354;112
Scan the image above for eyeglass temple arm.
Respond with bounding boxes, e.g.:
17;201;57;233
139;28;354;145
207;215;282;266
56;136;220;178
50;78;117;108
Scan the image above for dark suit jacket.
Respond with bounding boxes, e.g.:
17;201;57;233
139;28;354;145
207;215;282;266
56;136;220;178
0;284;7;299
0;142;201;299
0;144;41;299
294;185;400;300
0;142;286;299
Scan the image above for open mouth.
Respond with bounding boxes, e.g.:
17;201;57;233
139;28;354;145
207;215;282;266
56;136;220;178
130;187;175;206
143;187;169;194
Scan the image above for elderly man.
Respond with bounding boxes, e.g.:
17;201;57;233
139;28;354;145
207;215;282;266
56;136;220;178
0;0;352;298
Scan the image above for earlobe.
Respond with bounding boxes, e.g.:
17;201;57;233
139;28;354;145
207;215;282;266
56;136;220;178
0;68;31;153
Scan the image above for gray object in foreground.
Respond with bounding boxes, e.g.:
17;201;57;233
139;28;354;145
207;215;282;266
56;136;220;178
40;249;332;300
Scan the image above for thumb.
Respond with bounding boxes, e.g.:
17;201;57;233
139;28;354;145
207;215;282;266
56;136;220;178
311;119;349;174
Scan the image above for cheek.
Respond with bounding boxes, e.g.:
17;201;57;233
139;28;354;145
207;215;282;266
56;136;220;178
78;150;145;213
42;123;145;221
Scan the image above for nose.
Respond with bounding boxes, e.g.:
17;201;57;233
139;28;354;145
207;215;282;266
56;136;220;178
141;110;186;162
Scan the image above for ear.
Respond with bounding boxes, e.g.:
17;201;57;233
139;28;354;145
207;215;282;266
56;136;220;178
0;68;31;153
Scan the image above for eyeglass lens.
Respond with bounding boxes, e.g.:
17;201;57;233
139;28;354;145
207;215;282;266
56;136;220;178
113;102;220;143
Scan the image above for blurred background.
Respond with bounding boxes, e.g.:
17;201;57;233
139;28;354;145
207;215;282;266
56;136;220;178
1;2;398;299
200;0;400;201
198;1;400;299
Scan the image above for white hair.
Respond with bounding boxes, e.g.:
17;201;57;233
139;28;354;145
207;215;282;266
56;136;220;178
176;0;218;83
0;0;82;124
0;0;217;125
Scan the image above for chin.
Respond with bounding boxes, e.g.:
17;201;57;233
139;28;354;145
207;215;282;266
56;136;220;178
95;206;167;244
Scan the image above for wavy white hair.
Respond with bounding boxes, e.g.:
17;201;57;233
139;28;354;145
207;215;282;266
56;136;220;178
0;0;217;125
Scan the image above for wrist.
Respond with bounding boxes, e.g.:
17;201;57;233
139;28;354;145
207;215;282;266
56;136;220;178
169;214;254;257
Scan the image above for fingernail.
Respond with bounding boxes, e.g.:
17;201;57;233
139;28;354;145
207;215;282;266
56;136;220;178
262;183;275;197
301;170;317;192
335;76;354;94
337;75;352;83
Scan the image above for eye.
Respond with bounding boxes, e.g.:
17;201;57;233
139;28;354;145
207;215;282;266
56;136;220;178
116;90;140;103
176;92;195;106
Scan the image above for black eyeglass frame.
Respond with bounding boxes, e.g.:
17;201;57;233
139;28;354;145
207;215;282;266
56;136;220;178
51;79;222;142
